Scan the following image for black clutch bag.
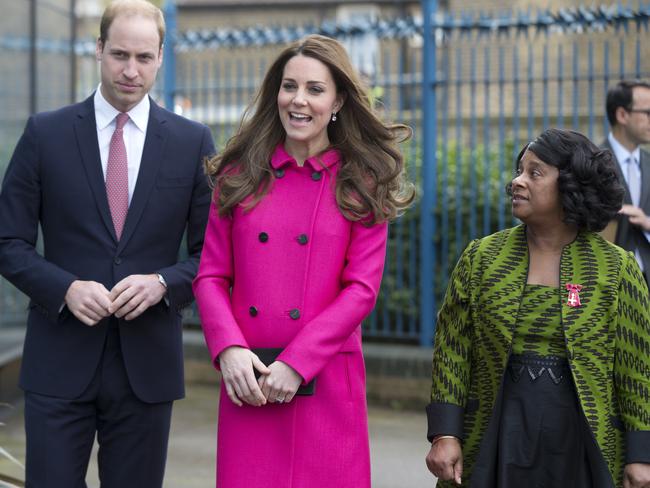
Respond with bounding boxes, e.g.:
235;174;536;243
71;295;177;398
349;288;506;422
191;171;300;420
252;347;316;396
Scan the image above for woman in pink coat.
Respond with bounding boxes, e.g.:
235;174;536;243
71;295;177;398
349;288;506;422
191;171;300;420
193;34;414;488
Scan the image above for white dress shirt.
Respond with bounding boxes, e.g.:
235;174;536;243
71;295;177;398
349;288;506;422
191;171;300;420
94;85;150;203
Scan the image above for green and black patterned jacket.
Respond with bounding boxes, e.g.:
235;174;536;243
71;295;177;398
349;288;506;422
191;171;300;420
426;225;650;487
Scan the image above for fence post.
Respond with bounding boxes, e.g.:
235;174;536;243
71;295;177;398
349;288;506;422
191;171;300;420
163;0;177;111
29;0;37;114
70;0;77;104
420;0;438;347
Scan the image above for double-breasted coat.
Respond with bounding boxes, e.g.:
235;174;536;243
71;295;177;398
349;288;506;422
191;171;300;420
193;144;388;488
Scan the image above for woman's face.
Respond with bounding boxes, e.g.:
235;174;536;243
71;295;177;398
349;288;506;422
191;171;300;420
511;149;563;226
277;54;343;157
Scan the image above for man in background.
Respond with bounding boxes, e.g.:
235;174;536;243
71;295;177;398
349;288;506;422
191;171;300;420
0;1;214;486
604;79;650;287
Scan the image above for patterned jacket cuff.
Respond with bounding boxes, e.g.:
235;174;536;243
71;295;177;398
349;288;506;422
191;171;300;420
426;402;464;442
626;431;650;464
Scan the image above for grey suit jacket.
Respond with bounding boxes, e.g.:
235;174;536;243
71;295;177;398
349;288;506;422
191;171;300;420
601;139;650;283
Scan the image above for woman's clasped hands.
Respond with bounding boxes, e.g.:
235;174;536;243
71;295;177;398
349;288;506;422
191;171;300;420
218;346;303;407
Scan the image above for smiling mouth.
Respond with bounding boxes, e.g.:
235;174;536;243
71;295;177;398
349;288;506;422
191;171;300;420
289;112;312;122
512;194;528;201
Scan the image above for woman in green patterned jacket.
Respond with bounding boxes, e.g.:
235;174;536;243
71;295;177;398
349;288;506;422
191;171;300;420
425;128;650;487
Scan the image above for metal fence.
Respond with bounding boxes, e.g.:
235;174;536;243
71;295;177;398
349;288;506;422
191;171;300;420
1;1;649;346
0;0;78;329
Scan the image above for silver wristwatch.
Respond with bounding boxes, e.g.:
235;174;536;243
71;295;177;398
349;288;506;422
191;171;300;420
156;273;168;288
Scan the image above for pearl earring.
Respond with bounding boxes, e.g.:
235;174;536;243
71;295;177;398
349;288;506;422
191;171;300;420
331;112;337;122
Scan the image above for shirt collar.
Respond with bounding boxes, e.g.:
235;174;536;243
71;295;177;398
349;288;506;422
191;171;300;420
608;132;641;166
270;143;340;172
94;84;150;133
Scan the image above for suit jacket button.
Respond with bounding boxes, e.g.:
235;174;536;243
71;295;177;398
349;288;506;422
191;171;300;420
259;232;269;243
249;306;258;317
311;171;322;181
114;257;122;265
275;169;285;178
289;308;301;320
297;234;308;245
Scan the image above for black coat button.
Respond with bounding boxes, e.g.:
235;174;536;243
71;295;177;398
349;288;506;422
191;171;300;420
114;257;122;265
289;308;301;320
258;232;269;243
249;306;258;317
297;234;308;245
275;169;285;178
311;171;322;181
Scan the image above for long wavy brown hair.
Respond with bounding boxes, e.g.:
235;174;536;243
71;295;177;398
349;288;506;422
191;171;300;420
205;34;415;224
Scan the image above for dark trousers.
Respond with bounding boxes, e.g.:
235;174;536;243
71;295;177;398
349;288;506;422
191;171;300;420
24;325;173;488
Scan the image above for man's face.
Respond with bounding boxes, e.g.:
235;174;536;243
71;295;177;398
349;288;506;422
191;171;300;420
96;14;162;113
620;86;650;147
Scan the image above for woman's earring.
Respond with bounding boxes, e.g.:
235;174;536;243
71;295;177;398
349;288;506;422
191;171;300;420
331;112;337;122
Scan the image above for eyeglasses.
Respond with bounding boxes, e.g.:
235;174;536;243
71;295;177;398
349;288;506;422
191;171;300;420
626;107;650;118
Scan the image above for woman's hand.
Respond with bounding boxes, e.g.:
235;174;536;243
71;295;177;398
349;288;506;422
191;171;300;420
624;463;650;488
218;346;271;407
259;361;303;404
425;437;463;485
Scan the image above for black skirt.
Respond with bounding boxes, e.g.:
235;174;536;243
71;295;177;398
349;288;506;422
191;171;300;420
470;354;614;488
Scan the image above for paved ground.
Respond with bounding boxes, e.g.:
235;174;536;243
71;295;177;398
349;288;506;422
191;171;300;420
0;383;435;488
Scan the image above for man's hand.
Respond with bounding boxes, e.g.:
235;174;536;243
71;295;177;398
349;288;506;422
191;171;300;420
259;361;303;404
109;274;166;321
624;463;650;488
620;204;650;231
426;437;463;485
218;346;271;407
64;280;112;326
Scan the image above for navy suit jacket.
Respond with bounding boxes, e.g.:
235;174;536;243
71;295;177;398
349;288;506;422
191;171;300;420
0;95;215;403
602;140;650;282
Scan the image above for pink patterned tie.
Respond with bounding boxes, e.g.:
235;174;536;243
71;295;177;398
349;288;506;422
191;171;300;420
106;113;129;240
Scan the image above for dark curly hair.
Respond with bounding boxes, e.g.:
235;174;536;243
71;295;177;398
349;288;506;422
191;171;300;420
507;128;624;232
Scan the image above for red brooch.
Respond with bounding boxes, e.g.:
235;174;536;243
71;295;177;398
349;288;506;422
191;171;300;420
566;283;583;308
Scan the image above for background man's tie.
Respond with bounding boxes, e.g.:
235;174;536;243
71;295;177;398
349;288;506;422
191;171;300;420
627;155;641;207
106;112;129;240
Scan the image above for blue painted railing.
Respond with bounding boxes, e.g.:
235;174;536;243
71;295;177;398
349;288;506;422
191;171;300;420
1;2;649;346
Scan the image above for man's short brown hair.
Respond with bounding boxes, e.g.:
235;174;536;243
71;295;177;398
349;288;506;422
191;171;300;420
99;0;165;49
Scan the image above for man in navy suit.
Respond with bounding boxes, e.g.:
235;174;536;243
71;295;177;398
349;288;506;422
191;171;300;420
0;1;214;486
603;80;650;287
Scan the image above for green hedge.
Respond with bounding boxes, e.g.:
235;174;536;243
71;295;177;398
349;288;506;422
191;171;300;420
370;140;516;339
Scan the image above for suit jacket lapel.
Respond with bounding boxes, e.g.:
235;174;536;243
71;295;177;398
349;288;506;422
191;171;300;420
117;99;168;253
603;140;632;205
639;149;650;210
73;95;118;241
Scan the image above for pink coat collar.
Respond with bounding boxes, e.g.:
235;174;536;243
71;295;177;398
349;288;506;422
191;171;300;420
270;143;340;173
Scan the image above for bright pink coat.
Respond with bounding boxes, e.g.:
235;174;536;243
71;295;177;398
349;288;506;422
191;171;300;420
193;144;388;488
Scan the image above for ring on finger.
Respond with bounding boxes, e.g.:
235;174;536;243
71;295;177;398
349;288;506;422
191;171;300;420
275;397;284;403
